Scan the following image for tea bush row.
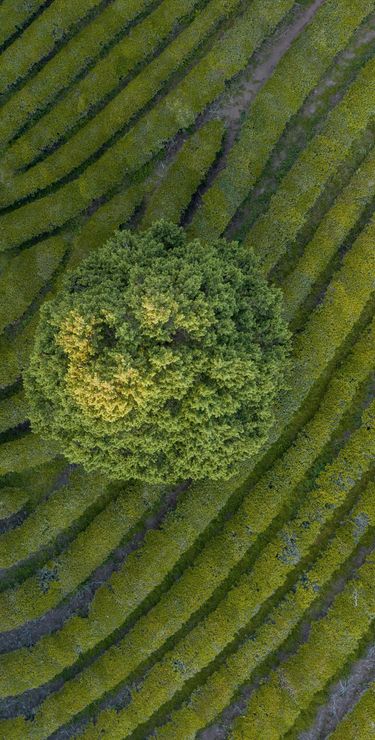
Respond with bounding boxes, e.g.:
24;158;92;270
0;0;297;248
188;0;375;240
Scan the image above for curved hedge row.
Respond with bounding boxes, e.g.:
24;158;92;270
282;144;375;325
1;285;373;636
267;215;375;447
0;391;26;435
244;58;375;274
0;311;46;391
0;468;109;573
330;682;375;740
0;433;59;477
0;457;66;522
0;0;292;210
0;177;146;392
1;223;374;725
0;235;67;333
141;119;225;227
231;555;375;739
0;0;241;206
1;0;218;165
0;2;374;737
188;0;375;241
151;480;375;739
0;0;49;51
0;0;105;97
0;0;158;147
0;0;297;246
50;399;375;738
0;480;164;631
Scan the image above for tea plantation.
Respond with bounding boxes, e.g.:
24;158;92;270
0;0;374;737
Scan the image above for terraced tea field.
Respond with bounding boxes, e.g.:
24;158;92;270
0;0;374;737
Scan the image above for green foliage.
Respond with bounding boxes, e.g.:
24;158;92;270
0;467;109;572
189;0;374;241
0;0;103;97
0;184;145;391
69;402;375;738
245;58;375;274
282;144;375;325
141;120;225;228
1;0;225;165
0;480;163;630
0;0;156;147
1;1;375;736
0;0;46;49
154;480;375;739
0;0;295;245
331;682;375;740
0;433;59;476
231;555;375;739
0;236;66;333
0;390;26;434
24;221;290;484
3;314;373;711
0;0;244;206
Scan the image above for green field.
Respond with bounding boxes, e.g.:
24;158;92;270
0;0;374;738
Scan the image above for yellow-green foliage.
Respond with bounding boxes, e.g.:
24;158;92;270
1;0;224;161
0;0;157;147
231;557;375;739
65;402;375;739
0;457;66;520
0;0;46;49
0;312;42;391
0;181;146;392
0;0;104;96
0;236;67;333
0;0;296;246
25;222;290;483
269;215;375;445
189;0;375;241
245;58;375;274
0;390;26;434
0;480;163;630
0;468;109;571
0;433;59;476
0;309;372;700
0;476;240;704
3;393;374;733
6;478;375;740
282;144;375;324
330;682;375;740
141;120;225;227
2;204;372;699
1;2;375;737
142;480;375;739
0;487;30;520
0;0;244;206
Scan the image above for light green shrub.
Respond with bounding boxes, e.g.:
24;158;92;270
232;557;375;739
188;0;375;241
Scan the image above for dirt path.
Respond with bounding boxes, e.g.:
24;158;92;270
0;463;73;536
196;541;375;740
0;478;189;649
182;0;325;227
226;10;375;241
299;643;375;739
0;479;190;720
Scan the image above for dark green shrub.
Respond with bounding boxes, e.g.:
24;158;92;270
24;221;290;483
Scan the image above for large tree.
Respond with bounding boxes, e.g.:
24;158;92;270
25;221;290;483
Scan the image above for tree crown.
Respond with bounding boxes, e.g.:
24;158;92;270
25;221;290;483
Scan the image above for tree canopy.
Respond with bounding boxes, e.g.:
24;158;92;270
24;221;290;483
